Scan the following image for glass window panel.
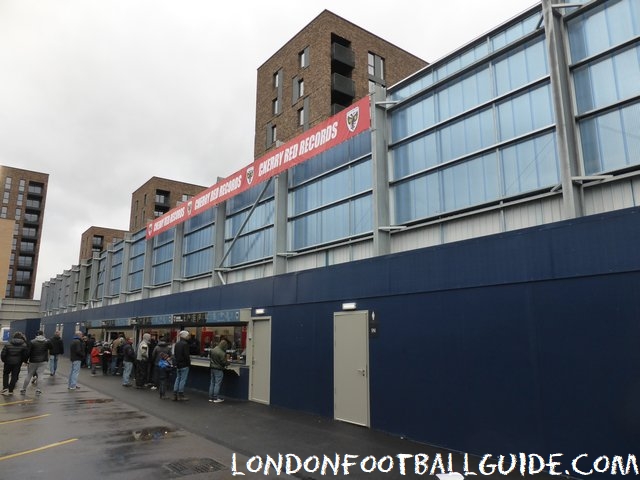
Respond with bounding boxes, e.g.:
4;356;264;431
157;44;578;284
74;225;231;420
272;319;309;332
442;154;500;211
184;207;215;233
152;263;172;285
290;160;371;216
440;109;495;164
225;228;273;266
494;38;548;96
392;173;441;224
351;195;373;235
391;95;436;142
183;225;214;253
390;71;435;102
501;132;559;195
128;272;142;291
498;84;553;142
574;46;640;114
581;103;640;174
183;248;213;277
569;0;640;62
391;133;439;180
226;201;274;238
153;243;174;264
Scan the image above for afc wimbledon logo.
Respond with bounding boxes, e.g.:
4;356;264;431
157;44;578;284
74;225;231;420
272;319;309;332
346;106;360;132
246;166;255;185
187;200;193;216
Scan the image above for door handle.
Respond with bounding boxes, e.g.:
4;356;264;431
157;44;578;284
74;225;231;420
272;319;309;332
356;368;366;376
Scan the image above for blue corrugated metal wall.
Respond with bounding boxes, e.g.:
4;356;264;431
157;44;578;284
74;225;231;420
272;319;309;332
39;207;640;462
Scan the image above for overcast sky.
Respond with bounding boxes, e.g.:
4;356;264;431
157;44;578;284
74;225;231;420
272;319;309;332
0;0;536;298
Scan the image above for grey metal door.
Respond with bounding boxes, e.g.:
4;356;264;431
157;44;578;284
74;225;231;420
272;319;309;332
333;311;369;426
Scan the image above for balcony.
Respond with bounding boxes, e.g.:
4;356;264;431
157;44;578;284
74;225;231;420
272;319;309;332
331;73;355;98
332;42;355;68
331;103;349;115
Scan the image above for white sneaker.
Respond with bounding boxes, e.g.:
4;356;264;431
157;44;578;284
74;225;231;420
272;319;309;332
213;398;224;403
1;388;9;396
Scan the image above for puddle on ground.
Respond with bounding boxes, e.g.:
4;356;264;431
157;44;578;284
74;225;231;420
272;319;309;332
129;426;177;442
73;398;115;404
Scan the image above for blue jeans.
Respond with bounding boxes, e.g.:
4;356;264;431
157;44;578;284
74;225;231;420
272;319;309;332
68;360;81;388
49;355;59;374
209;369;224;399
173;367;189;394
122;361;133;385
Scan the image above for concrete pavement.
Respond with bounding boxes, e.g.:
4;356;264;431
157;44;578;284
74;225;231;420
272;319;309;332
0;360;564;479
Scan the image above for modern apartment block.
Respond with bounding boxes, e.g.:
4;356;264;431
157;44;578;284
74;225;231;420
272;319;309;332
0;165;48;299
254;9;427;159
79;226;128;263
129;177;207;232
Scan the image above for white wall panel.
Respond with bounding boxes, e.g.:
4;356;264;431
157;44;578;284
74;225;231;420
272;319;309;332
443;211;502;244
584;180;637;215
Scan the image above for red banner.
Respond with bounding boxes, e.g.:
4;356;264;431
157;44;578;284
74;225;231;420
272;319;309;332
146;96;371;239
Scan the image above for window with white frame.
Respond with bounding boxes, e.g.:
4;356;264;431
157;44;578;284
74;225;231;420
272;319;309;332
299;47;309;68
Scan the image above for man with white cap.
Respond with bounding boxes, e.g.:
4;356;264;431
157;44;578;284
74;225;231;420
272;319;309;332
173;330;191;401
135;333;151;388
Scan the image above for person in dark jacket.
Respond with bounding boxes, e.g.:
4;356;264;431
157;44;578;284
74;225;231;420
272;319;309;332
68;331;84;390
208;338;230;403
151;335;173;399
121;338;136;387
20;331;50;396
48;330;64;376
172;330;191;401
1;332;29;395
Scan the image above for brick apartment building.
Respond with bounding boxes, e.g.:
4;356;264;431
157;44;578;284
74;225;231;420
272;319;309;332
129;176;207;233
0;165;48;299
254;9;427;159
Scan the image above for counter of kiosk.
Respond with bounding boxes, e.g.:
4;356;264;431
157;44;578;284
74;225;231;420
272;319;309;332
188;356;250;400
81;308;254;401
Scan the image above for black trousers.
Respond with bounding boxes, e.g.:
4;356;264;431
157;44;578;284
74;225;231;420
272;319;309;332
135;360;149;387
2;363;22;392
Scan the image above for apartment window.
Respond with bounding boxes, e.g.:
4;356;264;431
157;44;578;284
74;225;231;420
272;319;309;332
298;79;305;97
273;71;279;88
17;193;23;206
22;227;37;237
15;208;21;220
14;285;27;298
298;107;305;126
271;125;277;143
272;98;280;115
1;206;6;218
3;191;9;204
92;235;104;249
299;47;309;68
18;179;25;192
180;194;192;203
27;182;42;195
19;241;34;253
368;52;385;83
4;177;11;190
155;190;169;205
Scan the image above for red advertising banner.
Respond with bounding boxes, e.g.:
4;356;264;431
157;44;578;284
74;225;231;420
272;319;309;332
146;96;371;239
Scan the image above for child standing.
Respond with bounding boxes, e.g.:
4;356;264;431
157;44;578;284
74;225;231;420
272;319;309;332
90;342;102;376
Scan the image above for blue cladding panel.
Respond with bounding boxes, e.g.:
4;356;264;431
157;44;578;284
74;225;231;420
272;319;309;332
34;207;640;459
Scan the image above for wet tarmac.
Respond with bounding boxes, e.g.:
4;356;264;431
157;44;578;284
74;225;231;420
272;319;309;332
1;361;565;479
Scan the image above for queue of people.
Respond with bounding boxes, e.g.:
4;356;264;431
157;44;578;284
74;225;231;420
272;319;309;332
1;329;230;404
